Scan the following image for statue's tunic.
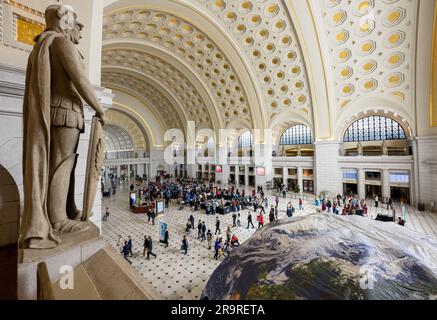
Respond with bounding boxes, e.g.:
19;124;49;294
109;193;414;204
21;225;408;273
50;94;84;132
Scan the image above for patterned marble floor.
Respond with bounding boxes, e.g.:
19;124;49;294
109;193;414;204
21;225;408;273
102;184;437;300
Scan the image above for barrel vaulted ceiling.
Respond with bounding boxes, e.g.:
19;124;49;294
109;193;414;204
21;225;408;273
102;0;424;143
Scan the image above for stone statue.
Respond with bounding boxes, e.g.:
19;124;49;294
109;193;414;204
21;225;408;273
21;5;106;249
382;140;388;156
357;142;363;156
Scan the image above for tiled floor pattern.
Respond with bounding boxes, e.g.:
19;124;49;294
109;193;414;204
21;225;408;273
102;184;437;300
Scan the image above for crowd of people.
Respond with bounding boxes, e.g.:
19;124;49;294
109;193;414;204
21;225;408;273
110;176;409;265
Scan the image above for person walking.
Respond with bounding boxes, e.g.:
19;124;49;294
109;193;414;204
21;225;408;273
274;205;279;220
186;219;192;233
226;226;232;243
147;236;157;259
260;200;265;215
127;236;133;257
299;198;304;210
247;212;255;229
213;238;220;260
164;227;169;248
189;214;195;229
117;234;124;252
237;213;241;227
215;216;221;235
269;205;275;223
181;236;188;255
207;229;213;250
102;207;110;221
121;241;132;264
197;220;202;239
374;194;379;208
201;221;207;241
257;212;264;228
143;235;149;257
232;212;237;227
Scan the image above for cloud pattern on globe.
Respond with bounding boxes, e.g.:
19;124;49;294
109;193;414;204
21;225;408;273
202;213;437;300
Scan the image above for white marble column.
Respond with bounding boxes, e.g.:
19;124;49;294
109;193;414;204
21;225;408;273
137;163;144;177
282;166;288;186
382;169;391;200
297;167;303;193
244;165;249;186
358;168;365;200
235;165;240;187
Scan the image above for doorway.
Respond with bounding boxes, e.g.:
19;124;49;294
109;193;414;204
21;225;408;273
239;175;245;185
0;165;20;300
365;184;381;199
343;183;358;195
391;187;410;204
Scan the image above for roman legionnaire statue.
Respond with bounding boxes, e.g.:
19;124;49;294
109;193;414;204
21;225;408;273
21;4;106;249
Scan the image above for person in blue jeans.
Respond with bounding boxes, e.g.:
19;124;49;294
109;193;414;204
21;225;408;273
213;238;220;260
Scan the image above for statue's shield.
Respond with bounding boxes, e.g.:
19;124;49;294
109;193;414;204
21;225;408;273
82;116;105;221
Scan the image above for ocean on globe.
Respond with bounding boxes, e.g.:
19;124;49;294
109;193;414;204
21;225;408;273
202;213;437;300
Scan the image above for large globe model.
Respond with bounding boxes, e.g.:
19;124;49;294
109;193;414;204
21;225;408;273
202;213;437;300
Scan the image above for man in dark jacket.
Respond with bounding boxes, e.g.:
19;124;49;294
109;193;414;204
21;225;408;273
215;216;221;235
182;236;188;255
143;235;149;256
127;236;133;257
201;221;207;241
269;206;275;223
121;241;132;264
147;236;157;259
189;214;195;229
197;220;202;239
247;212;255;229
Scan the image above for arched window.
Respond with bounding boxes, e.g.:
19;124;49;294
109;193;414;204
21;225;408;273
343;116;406;142
238;131;253;148
279;125;313;145
103;125;134;151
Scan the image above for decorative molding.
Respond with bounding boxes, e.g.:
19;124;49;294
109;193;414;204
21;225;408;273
2;0;45;52
3;0;44;18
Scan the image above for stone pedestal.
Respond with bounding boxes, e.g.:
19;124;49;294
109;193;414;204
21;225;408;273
17;224;105;300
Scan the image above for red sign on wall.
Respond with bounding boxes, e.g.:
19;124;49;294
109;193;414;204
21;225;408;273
256;167;265;176
216;165;222;173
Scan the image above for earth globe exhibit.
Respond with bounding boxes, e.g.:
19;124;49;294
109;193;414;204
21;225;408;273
202;213;437;300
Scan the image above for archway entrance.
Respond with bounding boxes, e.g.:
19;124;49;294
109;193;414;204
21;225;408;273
0;165;20;300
